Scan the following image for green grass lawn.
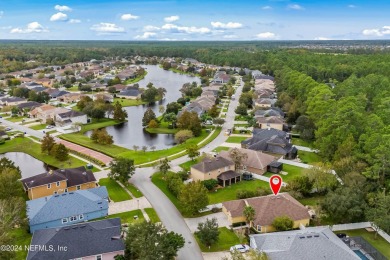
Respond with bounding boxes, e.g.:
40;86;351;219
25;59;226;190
80;118;123;133
334;229;390;259
98;178;131;202
9;227;32;260
263;164;305;183
29;124;48;130
298;195;325;207
145;127;178;134
67;85;79;92
6;116;26;122
212;146;230;153
292;138;314;148
114;98;146;107
208;179;269;204
196;227;242;252
225;136;248;143
179;158;202;172
298;151;321;165
123;71;148;84
0;137;89;170
234;124;249;127
123;182;144;198
144;208;161;223
96;210;144;224
151;172;183;211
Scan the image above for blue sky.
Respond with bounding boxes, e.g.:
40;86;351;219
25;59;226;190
1;0;390;40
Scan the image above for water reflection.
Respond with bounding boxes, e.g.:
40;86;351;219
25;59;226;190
0;152;51;179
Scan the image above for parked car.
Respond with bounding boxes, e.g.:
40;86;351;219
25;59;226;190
230;244;250;253
5;127;12;131
45;125;54;129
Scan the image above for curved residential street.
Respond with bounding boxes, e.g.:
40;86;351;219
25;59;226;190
131;79;244;260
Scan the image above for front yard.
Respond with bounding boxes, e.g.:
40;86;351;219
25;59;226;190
98;178;132;202
96;210;144;224
113;98;146;107
225;136;248;143
144;208;161;223
195;227;243;252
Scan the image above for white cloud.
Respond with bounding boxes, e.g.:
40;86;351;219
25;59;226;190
160;38;178;41
287;4;304;10
362;26;390;37
314;37;331;40
262;6;273;10
223;35;238;39
50;12;68;22
348;4;356;8
143;25;160;32
90;23;125;34
121;14;139;20
211;21;243;29
164;16;180;23
135;32;157;39
256;32;277;39
54;5;72;12
10;22;48;34
161;23;211;34
0;11;4;18
69;19;81;24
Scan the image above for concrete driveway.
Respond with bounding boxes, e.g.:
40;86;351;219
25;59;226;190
108;196;151;215
202;251;231;260
185;212;230;233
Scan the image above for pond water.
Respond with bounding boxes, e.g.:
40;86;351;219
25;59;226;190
0;152;50;179
86;65;200;150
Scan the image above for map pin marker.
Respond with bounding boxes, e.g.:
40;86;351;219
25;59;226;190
269;175;282;195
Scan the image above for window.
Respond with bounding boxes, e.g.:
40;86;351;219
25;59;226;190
69;216;77;222
47;183;51;189
53;191;58;195
64;188;68;193
79;214;84;220
76;185;81;190
56;181;60;187
62;218;68;224
96;255;102;260
257;225;262;232
225;166;228;171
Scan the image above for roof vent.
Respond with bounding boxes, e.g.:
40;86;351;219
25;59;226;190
307;235;312;238
61;169;65;172
62;194;66;196
48;170;54;175
299;236;305;239
314;234;320;238
64;227;70;230
72;226;78;229
69;192;74;194
54;195;59;197
79;225;86;228
82;172;87;175
111;236;121;240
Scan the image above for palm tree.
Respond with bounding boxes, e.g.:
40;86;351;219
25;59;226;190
243;205;255;229
157;87;167;99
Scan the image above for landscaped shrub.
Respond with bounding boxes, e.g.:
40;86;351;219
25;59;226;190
202;179;218;191
236;187;270;199
0;138;5;145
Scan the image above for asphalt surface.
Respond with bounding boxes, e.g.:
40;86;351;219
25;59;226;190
130;78;244;260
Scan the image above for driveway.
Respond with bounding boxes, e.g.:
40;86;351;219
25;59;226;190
108;196;151;215
184;212;230;233
203;252;230;260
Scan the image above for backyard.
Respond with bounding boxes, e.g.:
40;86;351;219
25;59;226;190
113;98;146;107
98;178;132;202
225;136;248;143
298;151;321;165
263;164;306;183
195;227;243;252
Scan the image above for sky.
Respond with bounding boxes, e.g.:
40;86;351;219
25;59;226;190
1;0;390;41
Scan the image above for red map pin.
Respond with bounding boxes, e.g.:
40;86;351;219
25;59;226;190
269;175;282;195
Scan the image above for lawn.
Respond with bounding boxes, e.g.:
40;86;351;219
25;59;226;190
80;118;123;133
98;178;131;202
298;195;325;207
208;179;269;204
6;116;26;122
151;172;182;212
292;138;314;148
225;136;248;143
334;229;390;259
263;164;305;183
145;127;178;134
96;210;144;224
144;208;161;223
212;146;230;153
114;98;146;107
123;71;148;84
30;124;48;130
123;182;144;198
179;158;202;172
9;227;32;260
298;151;321;165
0;137;89;170
195;227;242;252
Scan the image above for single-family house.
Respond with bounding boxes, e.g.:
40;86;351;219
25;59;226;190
29;105;68;123
213;71;231;84
16;101;42;113
219;148;278;175
255;98;274;108
191;157;241;187
93;93;114;103
251;70;262;79
241;128;297;159
21;166;97;200
0;97;27;107
222;193;310;233
256;116;286;131
27;186;109;233
57;92;84;103
254;108;285;118
35;78;53;87
27;218;125;260
116;88;141;99
249;226;360;260
111;84;127;92
55;110;88;126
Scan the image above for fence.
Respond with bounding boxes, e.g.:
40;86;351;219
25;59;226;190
350;236;387;260
328;222;390;244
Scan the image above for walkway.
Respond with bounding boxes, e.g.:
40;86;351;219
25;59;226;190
108;197;151;216
295;145;319;153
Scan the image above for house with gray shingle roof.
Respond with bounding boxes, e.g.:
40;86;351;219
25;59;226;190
27;186;109;233
27;218;124;260
249;226;359;260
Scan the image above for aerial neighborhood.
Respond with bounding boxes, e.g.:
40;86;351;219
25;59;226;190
0;40;389;260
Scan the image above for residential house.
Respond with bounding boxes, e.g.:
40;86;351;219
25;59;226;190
29;105;68;123
219;148;278;175
203;83;223;96
256;116;286;131
55;110;88;127
93;93;114;103
0;97;27;107
249;226;360;260
251;70;262;79
90;83;107;91
241;128;297;159
21;82;44;89
21;166;97;200
116;88;141;99
35;78;53;87
16;101;42;114
111;84;127;92
191;157;241;187
27;186;109;233
44;88;69;99
222;193;310;233
254;98;274;108
254;108;285;118
27;218;125;260
213;71;231;84
57;92;84;103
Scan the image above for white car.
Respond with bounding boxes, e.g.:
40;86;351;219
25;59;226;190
230;244;250;253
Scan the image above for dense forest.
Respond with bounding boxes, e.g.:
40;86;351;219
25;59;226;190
1;40;390;231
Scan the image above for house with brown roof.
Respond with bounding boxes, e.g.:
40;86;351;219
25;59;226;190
57;93;84;103
190;157;241;187
21;167;97;200
29;105;69;123
222;193;310;233
256;116;286;131
218;148;279;175
93;93;114;103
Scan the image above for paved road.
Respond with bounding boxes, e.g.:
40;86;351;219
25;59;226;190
129;78;244;260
